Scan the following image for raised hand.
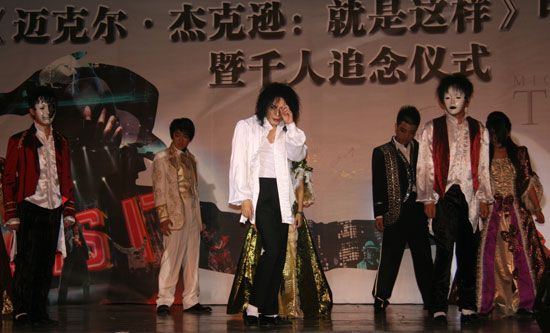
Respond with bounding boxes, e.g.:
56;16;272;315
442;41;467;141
280;104;293;125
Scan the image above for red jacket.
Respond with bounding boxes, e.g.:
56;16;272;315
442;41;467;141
2;124;75;222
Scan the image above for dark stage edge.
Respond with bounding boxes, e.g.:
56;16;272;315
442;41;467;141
1;304;542;332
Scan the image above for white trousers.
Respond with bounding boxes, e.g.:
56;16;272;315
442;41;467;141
156;197;201;309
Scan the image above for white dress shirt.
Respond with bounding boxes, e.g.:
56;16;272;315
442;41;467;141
26;122;63;210
416;114;492;231
258;136;276;178
393;136;411;164
229;115;307;225
393;137;416;193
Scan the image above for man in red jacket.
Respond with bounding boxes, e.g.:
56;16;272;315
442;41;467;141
2;87;75;327
416;74;492;326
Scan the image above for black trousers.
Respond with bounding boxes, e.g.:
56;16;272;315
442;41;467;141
249;178;289;315
13;201;62;320
0;230;13;301
372;199;433;307
431;184;479;313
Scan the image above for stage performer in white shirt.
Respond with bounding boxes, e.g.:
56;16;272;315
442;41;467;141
229;82;307;327
152;118;211;316
3;87;75;327
417;74;492;326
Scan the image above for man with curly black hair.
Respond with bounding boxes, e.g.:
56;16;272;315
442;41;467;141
229;83;307;327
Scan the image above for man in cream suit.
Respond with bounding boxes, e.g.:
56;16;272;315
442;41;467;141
152;118;211;315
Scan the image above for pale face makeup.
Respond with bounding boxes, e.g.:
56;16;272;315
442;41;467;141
31;98;56;126
443;87;467;116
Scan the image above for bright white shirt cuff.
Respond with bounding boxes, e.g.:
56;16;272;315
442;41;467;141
63;216;76;226
6;218;20;226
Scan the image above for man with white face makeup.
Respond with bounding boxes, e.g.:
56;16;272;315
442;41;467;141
417;74;492;326
3;87;75;327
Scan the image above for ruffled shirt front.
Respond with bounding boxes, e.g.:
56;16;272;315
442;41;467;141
417;114;492;231
25;122;62;210
229;116;307;225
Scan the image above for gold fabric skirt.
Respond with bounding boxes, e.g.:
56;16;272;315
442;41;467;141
226;215;332;318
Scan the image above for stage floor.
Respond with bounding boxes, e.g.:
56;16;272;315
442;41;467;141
1;304;541;332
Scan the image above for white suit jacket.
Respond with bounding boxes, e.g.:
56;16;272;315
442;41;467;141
152;144;200;230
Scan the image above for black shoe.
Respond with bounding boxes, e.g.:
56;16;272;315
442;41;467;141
460;313;480;325
157;305;171;316
184;303;212;313
32;317;59;327
259;315;292;326
374;298;389;314
516;309;533;316
13;314;31;327
433;314;448;326
243;312;259;326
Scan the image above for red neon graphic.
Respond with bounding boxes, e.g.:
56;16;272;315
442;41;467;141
121;197;155;263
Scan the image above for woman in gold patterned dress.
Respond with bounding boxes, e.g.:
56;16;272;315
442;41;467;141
227;160;332;318
477;111;546;316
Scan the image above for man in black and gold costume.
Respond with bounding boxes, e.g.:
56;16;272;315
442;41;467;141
371;106;433;314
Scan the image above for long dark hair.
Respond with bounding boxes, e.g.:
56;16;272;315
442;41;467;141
255;82;300;126
486;111;520;172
